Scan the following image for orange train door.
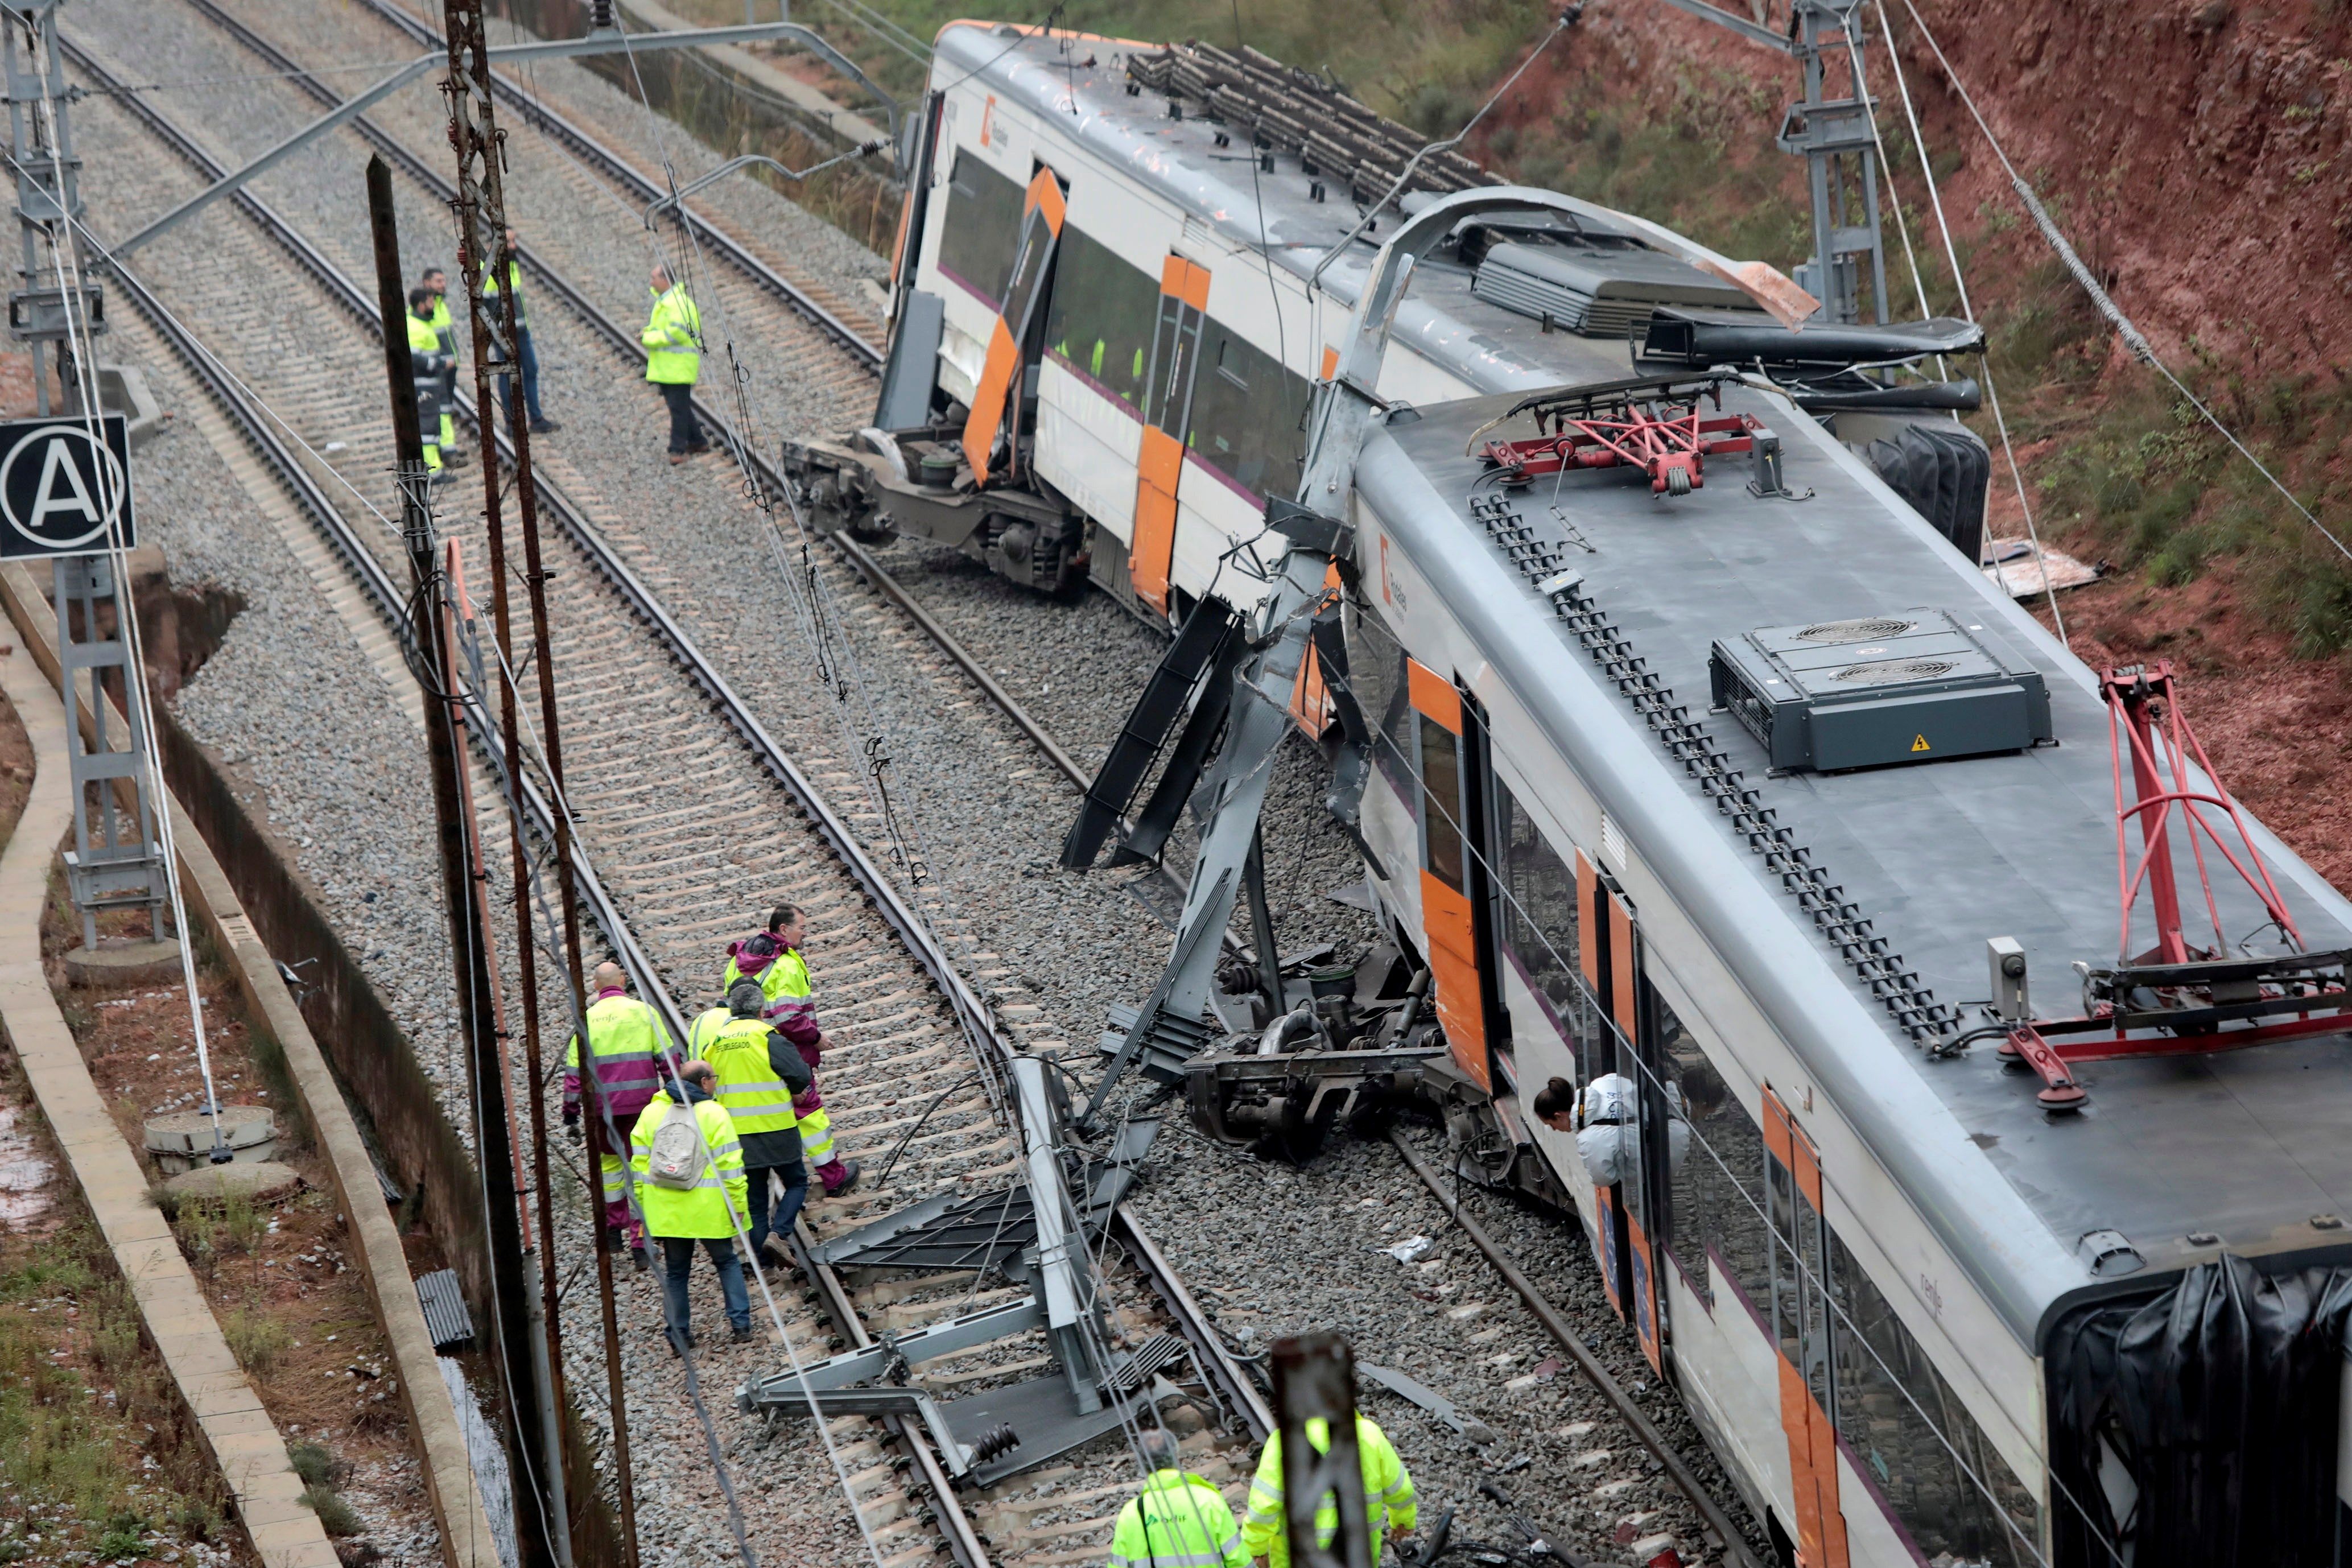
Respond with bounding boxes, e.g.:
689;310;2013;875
1763;1088;1852;1568
960;165;1067;482
1407;659;1489;1091
1127;255;1211;613
1574;849;1645;1338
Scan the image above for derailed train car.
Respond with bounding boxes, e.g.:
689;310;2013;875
802;22;2352;1567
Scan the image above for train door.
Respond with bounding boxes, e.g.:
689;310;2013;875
1573;849;1668;1371
960;164;1067;482
1763;1087;1852;1568
1128;255;1210;614
1407;660;1498;1092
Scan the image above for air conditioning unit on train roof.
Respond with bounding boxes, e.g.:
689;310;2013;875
1709;609;2053;773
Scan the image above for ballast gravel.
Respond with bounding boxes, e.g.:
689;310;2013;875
71;1;1763;1562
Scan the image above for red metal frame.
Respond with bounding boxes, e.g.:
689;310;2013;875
1482;402;1763;496
1994;663;2338;1111
2103;660;2301;965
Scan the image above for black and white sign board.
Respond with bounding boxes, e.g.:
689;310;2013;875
0;414;134;559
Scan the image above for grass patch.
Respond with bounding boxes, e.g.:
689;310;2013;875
0;1208;231;1560
300;1482;364;1538
222;1305;292;1381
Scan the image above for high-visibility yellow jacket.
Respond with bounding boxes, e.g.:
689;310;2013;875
724;942;818;1050
1106;1468;1248;1568
641;283;700;385
426;293;456;360
686;1003;733;1055
406;311;449;412
703;1014;803;1135
563;989;672;1119
628;1086;746;1239
482;259;526;327
1240;1416;1416;1567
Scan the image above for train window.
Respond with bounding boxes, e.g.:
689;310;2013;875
1342;597;1412;792
1042;227;1156;408
1767;1146;1835;1421
1186;325;1312;501
936;150;1026;303
1827;1233;2041;1561
1420;714;1466;892
1655;997;1742;1313
1496;784;1597;1066
997;193;1060;334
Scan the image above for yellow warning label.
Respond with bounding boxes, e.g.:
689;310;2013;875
1911;734;1932;753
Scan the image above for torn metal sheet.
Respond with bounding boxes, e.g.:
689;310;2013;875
1982;537;2103;598
1359;1361;1497;1444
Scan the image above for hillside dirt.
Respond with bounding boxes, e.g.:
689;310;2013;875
1456;0;2352;892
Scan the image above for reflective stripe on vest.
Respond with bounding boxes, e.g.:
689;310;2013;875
706;1017;798;1132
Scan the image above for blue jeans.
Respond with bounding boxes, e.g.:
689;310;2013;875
496;326;543;425
746;1160;807;1261
659;1236;749;1337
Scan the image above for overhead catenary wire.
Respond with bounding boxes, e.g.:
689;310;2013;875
1889;0;2352;573
1852;3;2064;639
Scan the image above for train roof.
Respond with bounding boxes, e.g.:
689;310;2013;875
931;24;1650;395
1363;386;2352;1338
937;22;2352;1336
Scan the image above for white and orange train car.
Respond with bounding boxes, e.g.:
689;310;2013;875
789;22;2352;1568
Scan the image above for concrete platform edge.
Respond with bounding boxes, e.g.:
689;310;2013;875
0;560;497;1568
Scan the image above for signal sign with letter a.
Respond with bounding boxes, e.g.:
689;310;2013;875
0;413;134;559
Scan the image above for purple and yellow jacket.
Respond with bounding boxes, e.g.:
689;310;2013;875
563;988;678;1118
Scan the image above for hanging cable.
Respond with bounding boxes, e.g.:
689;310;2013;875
18;24;235;1161
1323;605;2120;1567
1866;0;2064;639
1891;0;2351;573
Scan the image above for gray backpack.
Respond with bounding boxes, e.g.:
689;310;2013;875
646;1099;709;1191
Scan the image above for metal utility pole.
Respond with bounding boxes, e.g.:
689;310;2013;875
1652;0;1889;323
436;5;620;1563
366;155;555;1568
1270;1335;1375;1568
5;2;172;951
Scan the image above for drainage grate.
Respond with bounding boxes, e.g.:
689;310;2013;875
1793;616;1917;643
415;1269;475;1353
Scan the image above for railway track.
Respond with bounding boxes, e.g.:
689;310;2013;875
64;22;1266;1568
211;0;1215;936
70;3;1775;1562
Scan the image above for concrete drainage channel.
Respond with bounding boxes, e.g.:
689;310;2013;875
0;560;506;1568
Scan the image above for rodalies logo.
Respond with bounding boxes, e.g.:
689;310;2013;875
0;414;134;558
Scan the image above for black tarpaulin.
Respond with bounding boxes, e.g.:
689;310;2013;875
2045;1253;2352;1567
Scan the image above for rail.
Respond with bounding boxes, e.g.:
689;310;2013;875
1391;1130;1763;1568
72;29;1000;1558
102;15;1265;1557
354;0;885;368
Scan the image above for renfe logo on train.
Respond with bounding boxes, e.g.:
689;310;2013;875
0;414;134;558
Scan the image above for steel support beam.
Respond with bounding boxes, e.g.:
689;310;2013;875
106;21;897;258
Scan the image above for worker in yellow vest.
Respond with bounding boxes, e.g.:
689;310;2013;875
703;977;814;1268
629;1059;752;1348
482;226;558;434
723;902;859;1197
1106;1429;1248;1568
1240;1412;1416;1568
641;261;708;465
563;961;678;1270
404;288;450;474
420;268;465;468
